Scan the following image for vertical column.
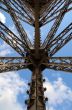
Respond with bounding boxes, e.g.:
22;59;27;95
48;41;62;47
34;0;40;58
26;67;46;110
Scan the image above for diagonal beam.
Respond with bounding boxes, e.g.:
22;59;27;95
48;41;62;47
40;0;64;26
48;23;72;56
18;0;34;19
0;57;32;73
0;32;25;56
40;0;72;25
41;0;70;49
0;5;8;13
9;0;34;25
0;21;25;48
3;0;33;50
49;33;72;56
43;57;72;73
0;0;34;26
49;23;72;47
41;5;72;26
40;0;58;18
0;22;27;56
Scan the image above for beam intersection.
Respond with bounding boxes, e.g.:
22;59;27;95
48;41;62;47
0;0;72;110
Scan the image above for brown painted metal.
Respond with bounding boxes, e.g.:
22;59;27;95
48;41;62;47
0;0;72;110
27;67;46;110
34;0;40;58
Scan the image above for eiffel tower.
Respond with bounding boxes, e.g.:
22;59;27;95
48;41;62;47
0;0;72;110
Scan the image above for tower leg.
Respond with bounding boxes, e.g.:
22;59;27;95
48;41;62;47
27;67;46;110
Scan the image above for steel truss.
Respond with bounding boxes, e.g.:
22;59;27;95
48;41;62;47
0;0;72;110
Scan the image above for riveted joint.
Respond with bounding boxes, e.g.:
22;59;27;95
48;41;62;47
43;87;47;92
45;97;48;102
25;99;29;105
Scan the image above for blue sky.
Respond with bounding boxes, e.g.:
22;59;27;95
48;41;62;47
0;2;72;110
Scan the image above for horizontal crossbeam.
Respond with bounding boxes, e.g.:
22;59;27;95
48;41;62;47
0;57;32;73
42;57;72;73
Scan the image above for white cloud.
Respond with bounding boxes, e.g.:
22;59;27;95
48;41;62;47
0;70;72;110
0;71;27;110
0;12;6;23
44;77;72;110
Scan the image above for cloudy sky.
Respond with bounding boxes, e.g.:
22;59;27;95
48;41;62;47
0;2;72;110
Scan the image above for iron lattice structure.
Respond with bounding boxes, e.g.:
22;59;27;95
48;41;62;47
0;0;72;110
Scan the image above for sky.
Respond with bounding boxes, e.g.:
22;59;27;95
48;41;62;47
0;2;72;110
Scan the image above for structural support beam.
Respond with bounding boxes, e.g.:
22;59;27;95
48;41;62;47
0;57;26;64
0;0;72;110
43;57;72;73
49;23;72;47
42;0;70;49
1;0;34;25
48;23;72;56
4;0;33;50
47;57;72;64
26;66;46;110
50;33;72;56
47;64;72;73
40;0;63;25
0;32;25;56
0;63;27;73
34;0;40;58
0;57;31;73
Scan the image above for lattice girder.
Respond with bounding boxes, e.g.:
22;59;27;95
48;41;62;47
3;0;33;50
42;57;72;73
0;0;72;110
0;57;32;73
41;0;71;49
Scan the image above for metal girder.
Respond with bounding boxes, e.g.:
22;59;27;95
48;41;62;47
40;1;72;26
0;0;34;25
0;63;26;73
0;57;25;64
18;0;34;20
0;22;26;56
47;57;72;64
40;0;63;25
0;32;25;56
0;0;72;110
48;23;72;56
26;67;46;110
40;0;57;17
43;57;72;73
0;5;9;13
3;0;33;50
49;23;72;47
9;0;34;25
45;63;72;73
0;57;31;73
41;0;71;49
49;33;72;56
34;0;41;58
